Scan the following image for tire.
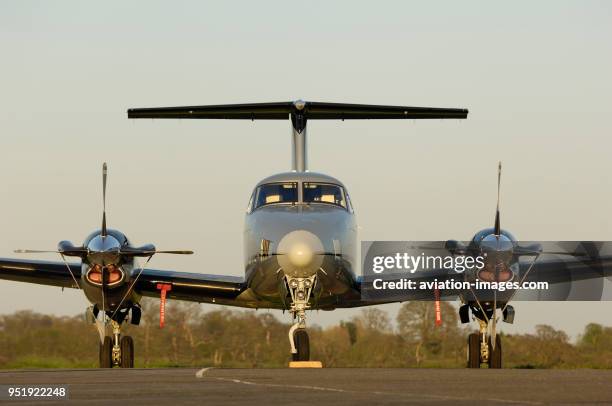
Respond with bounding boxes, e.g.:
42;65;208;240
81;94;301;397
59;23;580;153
292;330;310;362
488;335;502;369
120;336;134;368
99;336;113;368
467;333;480;368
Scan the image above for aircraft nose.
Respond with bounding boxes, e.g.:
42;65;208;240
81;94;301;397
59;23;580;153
287;242;314;267
277;230;325;275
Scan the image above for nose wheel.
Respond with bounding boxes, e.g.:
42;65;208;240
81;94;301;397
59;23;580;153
286;275;316;362
292;329;310;361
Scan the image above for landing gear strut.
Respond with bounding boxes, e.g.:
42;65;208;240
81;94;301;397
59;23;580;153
286;275;316;361
97;310;136;368
463;304;507;369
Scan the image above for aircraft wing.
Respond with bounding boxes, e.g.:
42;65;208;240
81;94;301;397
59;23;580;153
521;255;612;284
0;258;81;289
515;254;612;300
0;258;253;308
134;268;250;307
335;252;612;308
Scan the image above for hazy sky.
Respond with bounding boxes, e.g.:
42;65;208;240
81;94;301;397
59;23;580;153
1;1;611;339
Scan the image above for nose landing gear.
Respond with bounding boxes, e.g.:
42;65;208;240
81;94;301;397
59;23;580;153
97;307;138;368
464;306;505;369
286;275;316;361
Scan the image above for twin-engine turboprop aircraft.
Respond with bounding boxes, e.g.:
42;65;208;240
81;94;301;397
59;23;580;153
3;100;610;369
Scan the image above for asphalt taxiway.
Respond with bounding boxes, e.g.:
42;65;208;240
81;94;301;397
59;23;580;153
1;368;611;405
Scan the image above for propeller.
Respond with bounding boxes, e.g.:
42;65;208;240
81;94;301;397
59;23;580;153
494;161;501;236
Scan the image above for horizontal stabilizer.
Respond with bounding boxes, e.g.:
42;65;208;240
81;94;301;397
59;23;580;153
128;101;468;120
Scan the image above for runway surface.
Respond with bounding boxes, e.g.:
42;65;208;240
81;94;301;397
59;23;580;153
1;368;611;405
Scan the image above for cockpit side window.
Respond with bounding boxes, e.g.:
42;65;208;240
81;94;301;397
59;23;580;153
246;192;255;213
253;182;298;210
346;192;354;213
303;182;347;209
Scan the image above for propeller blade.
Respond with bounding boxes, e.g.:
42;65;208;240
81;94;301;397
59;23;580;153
153;250;194;255
15;247;89;256
14;249;59;254
514;247;589;257
494;161;502;236
119;247;194;256
101;265;107;301
101;162;108;237
269;252;339;256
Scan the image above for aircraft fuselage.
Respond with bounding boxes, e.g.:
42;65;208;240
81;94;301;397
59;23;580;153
242;171;358;310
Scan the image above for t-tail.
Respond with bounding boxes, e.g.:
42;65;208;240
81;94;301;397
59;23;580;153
128;100;468;173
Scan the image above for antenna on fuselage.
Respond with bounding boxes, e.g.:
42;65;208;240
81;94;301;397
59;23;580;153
102;162;108;237
127;100;469;173
494;161;502;236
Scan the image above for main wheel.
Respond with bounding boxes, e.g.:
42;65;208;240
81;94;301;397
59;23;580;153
488;335;502;369
120;336;134;368
99;336;113;368
292;330;310;361
467;333;480;368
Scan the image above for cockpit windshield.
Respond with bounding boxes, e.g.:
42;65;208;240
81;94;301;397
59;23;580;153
303;182;346;208
253;182;298;209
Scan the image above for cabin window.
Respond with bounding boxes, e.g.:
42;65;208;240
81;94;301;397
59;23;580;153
253;182;298;209
303;182;347;209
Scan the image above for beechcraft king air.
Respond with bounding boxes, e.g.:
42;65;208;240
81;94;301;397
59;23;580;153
3;100;610;369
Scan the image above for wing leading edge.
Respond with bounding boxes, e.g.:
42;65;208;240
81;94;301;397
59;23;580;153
134;268;249;307
0;258;81;289
0;258;251;307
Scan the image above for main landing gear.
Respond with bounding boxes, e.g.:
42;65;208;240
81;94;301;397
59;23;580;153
91;304;141;368
98;320;135;368
461;303;513;369
286;275;316;361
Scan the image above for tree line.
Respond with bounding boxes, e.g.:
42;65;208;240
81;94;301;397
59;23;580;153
0;299;610;369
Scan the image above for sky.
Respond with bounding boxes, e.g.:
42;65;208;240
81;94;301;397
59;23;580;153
1;1;611;340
